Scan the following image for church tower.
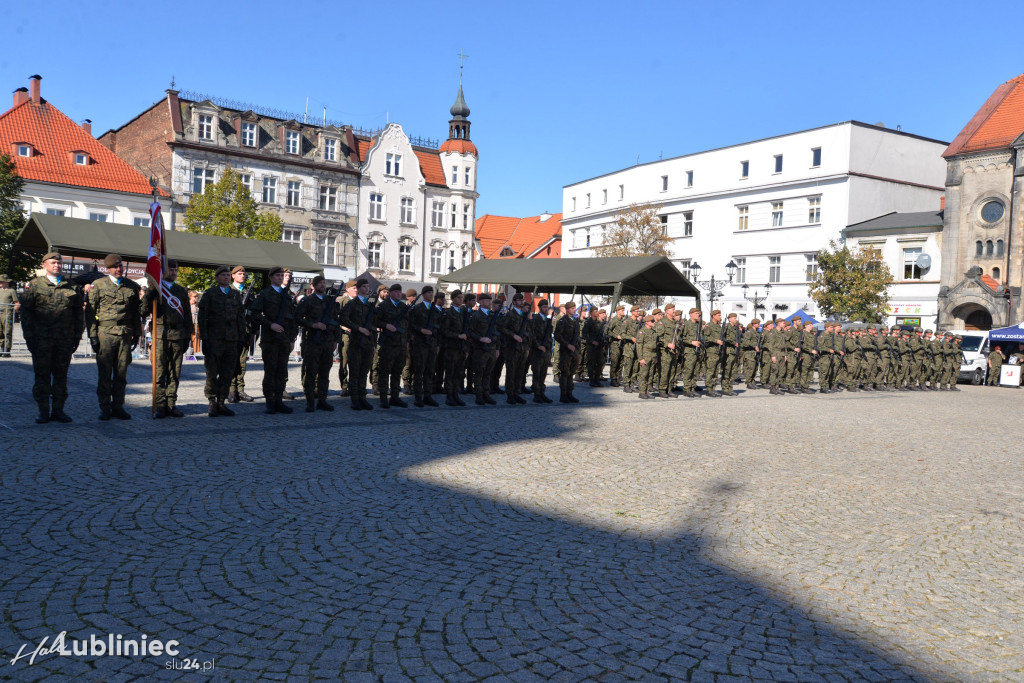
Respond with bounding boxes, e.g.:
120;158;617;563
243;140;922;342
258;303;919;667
439;71;479;259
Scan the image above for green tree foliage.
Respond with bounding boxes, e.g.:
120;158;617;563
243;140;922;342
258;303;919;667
808;240;893;322
176;167;284;291
0;154;31;283
595;202;673;307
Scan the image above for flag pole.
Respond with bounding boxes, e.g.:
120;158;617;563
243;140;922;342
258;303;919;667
152;296;157;415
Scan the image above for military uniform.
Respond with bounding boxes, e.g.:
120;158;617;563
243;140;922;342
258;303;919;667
87;274;142;418
721;318;741;396
679;313;703;396
500;305;531;401
143;279;193;416
0;277;17;356
198;280;245;413
249;283;298;411
20;269;84;422
297;289;341;410
620;314;640;391
703;317;724;396
582;313;604;387
339;292;377;410
656;311;679;396
409;296;443;406
635;317;659;398
468;300;500;404
606;310;626;386
440;300;469;406
740;322;761;388
529;309;554;402
229;277;255;401
553;307;581;402
375;292;411;408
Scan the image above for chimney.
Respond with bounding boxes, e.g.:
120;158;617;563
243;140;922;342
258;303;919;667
29;75;41;104
13;87;28;107
940;195;945;211
81;119;92;136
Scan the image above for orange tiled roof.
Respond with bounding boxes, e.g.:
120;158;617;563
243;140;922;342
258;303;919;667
944;74;1024;157
476;213;562;259
356;136;448;187
439;138;478;156
980;274;1000;290
0;98;160;196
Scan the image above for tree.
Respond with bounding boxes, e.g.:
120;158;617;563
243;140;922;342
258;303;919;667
808;240;893;322
0;154;31;283
594;202;673;307
177;167;285;291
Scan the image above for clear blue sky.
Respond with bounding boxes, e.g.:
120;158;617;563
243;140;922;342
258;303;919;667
2;0;1020;218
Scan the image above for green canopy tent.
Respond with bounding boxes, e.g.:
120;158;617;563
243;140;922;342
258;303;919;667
437;256;700;309
12;213;321;274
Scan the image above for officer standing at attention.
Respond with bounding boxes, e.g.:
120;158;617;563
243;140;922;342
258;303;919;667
143;259;193;418
338;278;376;411
87;254;142;421
375;283;411;409
228;265;254;403
408;285;441;407
553;300;581;403
20;252;84;423
636;315;659;399
198;266;246;417
0;272;19;357
296;274;340;412
249;266;298;414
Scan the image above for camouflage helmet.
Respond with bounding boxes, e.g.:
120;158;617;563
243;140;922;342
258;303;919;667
890;325;900;332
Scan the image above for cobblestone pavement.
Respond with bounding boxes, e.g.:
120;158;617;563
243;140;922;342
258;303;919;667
1;357;1021;682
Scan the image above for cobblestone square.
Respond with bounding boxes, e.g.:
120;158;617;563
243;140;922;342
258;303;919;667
1;357;1021;681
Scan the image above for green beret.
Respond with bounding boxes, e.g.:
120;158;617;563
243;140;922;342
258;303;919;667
104;253;122;268
41;252;61;262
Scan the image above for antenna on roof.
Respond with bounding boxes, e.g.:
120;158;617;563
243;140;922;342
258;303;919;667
304;96;309;123
323;107;327;127
170;75;176;89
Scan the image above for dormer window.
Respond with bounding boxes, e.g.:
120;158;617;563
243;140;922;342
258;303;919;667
198;114;214;141
285;130;300;155
241;122;257;147
17;144;31;157
75;152;89;166
323;138;337;162
500;246;514;257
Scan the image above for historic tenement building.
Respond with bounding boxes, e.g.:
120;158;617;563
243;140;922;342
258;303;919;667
938;74;1024;330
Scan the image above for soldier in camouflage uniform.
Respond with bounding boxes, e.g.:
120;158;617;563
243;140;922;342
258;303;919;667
797;320;818;393
759;319;777;390
228;265;255;403
741;318;762;389
198;266;246;416
0;273;18;357
928;329;944;390
335;279;359;397
621;308;643;392
894;329;910;390
408;285;442;407
468;292;501;405
401;288;419;395
553;300;582;403
439;289;469;407
338;278;376;411
951;335;964;391
679;307;703;397
766;319;789;396
635;315;659;399
721;312;741;396
249;266;299;413
499;294;531;402
703;309;725;397
374;284;412;409
605;304;626;387
87;254;142;420
655;304;679;397
143;259;193;418
296;275;340;412
843;326;863;391
20;252;84;423
528;298;554;403
368;283;390;394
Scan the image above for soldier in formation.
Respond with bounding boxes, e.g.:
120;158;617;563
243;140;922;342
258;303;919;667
0;273;18;357
87;253;142;420
144;259;192;418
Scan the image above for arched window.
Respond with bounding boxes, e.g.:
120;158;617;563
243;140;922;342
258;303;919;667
976;240;984;256
986;240;994;256
992;267;1001;280
997;239;1004;256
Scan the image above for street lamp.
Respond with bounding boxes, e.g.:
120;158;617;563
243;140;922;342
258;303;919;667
689;260;736;311
741;283;772;315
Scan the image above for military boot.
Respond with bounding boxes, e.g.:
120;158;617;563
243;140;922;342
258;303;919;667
50;400;72;423
306;398;317;413
167;403;184;418
209;399;220;417
424;396;440;407
153;406;168;419
217;400;235;417
111;405;132;420
390;393;408;408
317;399;334;411
281;391;295;401
558;389;569;403
566;390;580;403
228;390;240;403
276;396;294;414
36;402;50;424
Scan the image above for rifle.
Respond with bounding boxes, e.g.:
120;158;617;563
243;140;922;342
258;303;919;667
513;308;529;351
425;300;443;346
542;314;554;361
312;296;340;344
379;294;421;345
696;319;707;363
354;296;379;349
460;306;471;352
483;308;499;348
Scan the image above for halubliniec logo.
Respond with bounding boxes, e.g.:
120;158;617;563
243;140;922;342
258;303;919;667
10;632;181;666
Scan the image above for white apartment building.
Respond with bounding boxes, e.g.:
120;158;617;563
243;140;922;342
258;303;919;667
562;121;948;320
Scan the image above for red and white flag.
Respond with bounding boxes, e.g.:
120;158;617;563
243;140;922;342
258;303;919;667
146;202;186;319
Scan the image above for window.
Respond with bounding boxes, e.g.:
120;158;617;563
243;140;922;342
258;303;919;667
323;138;336;161
465;166;471;185
661;175;668;191
463;204;470;229
811;147;821;167
602;189;608;204
686;170;693;187
367;242;382;268
316;234;336;265
740;160;749;178
45;208;65;216
198;114;213;140
619;184;624;200
430;248;443;273
976;240;984;256
660;215;668;235
399;244;413;271
768;256;781;283
75;153;88;165
997;239;1005;256
319;186;337;211
431;201;445;228
986;240;994;256
682;211;693;237
586;193;591;208
285;130;300;155
450;203;457;228
771;201;784;227
89;213;108;222
451;165;458;185
369;193;384;221
282;229;302;245
192;168;214;194
133;217;151;227
808;197;821;224
903;247;923;280
287;181;301;207
992;267;1001;280
239;173;252;195
241;122;257;147
262;177;277;203
585;229;591;248
386;153;402;176
805;254;818;282
401;197;414;224
571;197;576;212
735;257;746;284
738;206;749;231
449;249;456;271
17;144;31;157
774;155;783;173
462;248;468;267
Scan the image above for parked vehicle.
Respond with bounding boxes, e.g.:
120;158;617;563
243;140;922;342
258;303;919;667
951;330;990;384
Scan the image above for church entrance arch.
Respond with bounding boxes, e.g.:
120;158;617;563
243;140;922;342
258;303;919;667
952;304;993;330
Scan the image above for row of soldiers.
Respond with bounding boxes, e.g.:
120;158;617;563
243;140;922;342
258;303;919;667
595;304;965;397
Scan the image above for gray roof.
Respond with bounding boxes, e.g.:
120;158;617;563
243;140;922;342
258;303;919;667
844;210;944;233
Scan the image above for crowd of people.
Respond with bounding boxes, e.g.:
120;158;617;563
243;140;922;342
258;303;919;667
15;252;971;424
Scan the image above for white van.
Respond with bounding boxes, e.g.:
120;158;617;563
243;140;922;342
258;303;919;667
950;330;990;384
